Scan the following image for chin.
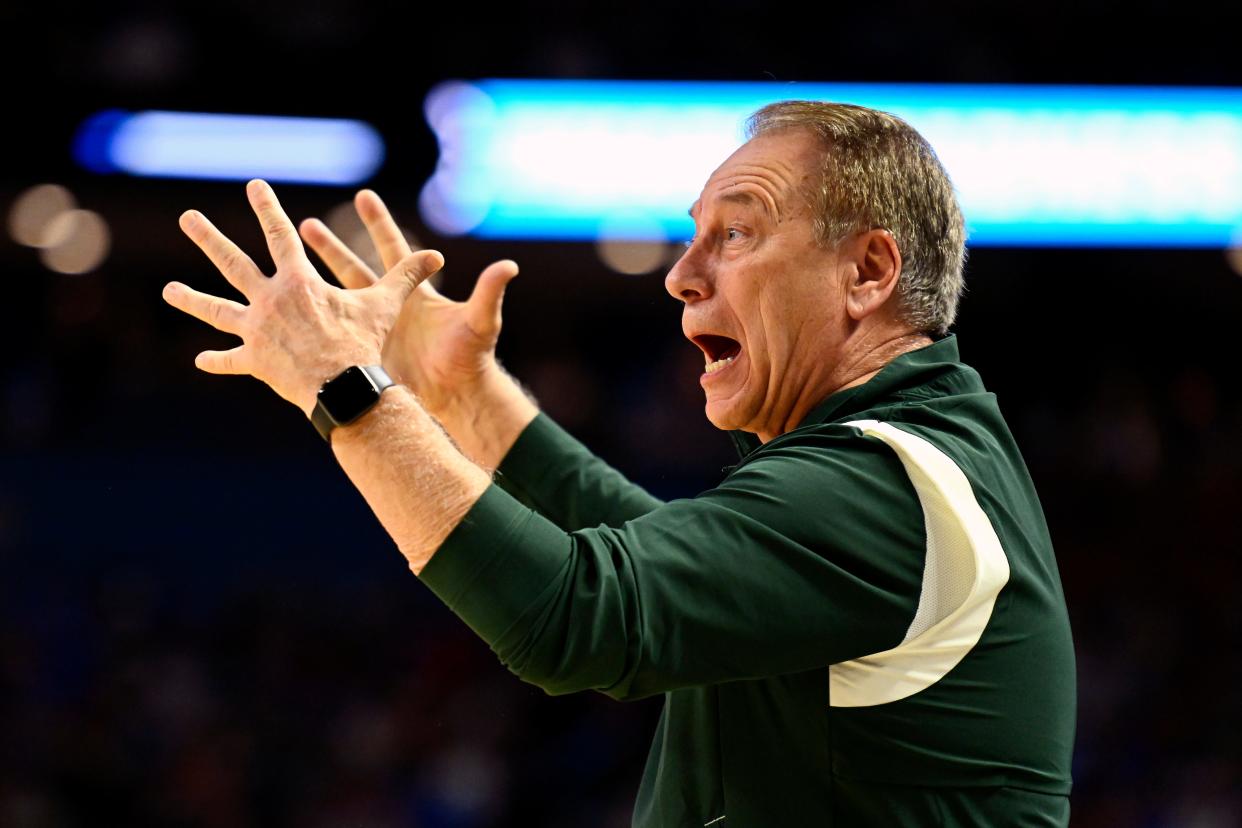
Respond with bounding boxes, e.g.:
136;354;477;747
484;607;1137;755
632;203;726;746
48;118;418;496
703;399;749;433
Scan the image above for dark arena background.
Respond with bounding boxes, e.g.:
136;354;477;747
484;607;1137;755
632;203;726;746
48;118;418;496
2;2;1240;826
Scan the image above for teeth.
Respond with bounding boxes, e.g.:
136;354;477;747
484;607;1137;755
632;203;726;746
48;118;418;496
704;355;735;374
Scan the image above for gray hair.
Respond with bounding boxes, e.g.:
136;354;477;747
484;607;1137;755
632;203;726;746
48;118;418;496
746;101;967;336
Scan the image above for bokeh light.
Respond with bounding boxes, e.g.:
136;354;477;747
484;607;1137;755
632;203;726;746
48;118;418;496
596;239;670;275
37;209;112;274
7;184;76;248
73;110;386;185
422;80;1242;246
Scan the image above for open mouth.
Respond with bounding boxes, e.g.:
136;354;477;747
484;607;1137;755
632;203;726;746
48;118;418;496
692;334;742;375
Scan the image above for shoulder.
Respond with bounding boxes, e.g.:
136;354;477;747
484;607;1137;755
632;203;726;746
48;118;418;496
728;421;913;489
708;423;925;552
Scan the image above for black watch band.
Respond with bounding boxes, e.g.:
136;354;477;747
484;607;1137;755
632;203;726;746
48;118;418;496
311;365;394;443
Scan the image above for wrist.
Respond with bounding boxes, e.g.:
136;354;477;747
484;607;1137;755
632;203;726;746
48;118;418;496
310;364;394;442
303;349;385;418
434;365;539;469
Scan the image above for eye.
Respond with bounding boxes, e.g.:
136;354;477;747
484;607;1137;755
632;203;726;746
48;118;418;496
725;227;744;241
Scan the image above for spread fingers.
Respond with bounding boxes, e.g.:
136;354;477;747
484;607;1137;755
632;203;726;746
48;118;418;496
162;281;247;335
299;218;379;289
179;210;266;297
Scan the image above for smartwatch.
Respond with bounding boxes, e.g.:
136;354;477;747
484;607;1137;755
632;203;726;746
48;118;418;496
311;365;394;442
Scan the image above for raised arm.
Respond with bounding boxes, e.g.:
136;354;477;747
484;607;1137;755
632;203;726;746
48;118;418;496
298;189;535;470
419;430;927;700
161;180;926;700
492;414;663;529
300;191;661;528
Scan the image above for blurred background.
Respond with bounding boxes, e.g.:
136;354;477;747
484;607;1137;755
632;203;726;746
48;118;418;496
2;1;1241;826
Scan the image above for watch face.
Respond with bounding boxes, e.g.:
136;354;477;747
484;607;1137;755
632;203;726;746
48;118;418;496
318;366;381;425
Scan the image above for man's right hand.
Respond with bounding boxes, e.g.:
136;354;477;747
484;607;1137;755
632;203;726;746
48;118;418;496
299;190;538;469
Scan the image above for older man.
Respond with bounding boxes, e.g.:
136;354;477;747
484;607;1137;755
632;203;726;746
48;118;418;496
163;101;1076;826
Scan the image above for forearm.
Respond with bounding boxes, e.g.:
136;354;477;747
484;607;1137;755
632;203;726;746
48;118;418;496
331;384;492;574
495;414;664;529
429;364;539;471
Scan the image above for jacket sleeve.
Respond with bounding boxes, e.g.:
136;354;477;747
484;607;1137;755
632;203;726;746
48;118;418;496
420;428;928;701
493;412;664;530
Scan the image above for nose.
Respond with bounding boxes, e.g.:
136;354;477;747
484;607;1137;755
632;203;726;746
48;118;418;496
664;243;712;303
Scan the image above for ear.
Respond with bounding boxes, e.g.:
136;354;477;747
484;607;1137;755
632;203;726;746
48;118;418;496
845;229;902;323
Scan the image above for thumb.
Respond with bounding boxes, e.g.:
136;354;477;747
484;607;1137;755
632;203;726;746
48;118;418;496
379;249;444;302
465;259;520;338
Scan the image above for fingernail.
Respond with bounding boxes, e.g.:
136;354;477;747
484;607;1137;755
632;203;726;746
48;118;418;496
162;282;180;298
180;210;198;227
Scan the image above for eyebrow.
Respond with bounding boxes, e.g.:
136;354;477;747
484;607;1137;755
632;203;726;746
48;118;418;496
721;190;767;215
687;190;773;220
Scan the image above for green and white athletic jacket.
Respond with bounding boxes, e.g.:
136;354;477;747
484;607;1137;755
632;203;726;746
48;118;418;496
420;335;1076;827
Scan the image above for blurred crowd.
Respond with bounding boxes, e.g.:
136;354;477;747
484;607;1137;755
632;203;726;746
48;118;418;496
1;242;1240;827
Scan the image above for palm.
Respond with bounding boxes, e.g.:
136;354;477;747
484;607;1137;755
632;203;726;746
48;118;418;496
383;283;497;410
298;190;518;417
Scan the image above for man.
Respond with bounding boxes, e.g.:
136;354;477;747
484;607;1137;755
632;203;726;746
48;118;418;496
162;101;1076;825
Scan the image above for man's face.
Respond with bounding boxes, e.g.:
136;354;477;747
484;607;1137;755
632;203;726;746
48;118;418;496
666;128;848;440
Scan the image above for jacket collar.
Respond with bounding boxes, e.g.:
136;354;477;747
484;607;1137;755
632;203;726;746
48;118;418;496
729;335;967;459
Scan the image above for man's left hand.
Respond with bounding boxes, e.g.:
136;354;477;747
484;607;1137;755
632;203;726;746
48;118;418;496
162;179;444;417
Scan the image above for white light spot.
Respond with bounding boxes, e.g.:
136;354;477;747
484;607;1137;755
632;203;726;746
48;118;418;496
38;210;111;274
596;210;669;275
8;184;76;248
597;239;668;275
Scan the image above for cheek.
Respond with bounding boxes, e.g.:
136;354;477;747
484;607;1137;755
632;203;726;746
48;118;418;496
749;288;795;365
743;298;823;393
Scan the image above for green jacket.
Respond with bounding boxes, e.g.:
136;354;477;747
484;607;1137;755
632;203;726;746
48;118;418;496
421;336;1076;826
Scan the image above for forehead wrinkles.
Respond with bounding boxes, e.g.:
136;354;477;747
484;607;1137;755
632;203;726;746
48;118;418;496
707;161;798;222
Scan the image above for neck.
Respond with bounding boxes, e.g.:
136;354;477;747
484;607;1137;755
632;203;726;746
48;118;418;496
833;329;934;394
756;328;934;443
